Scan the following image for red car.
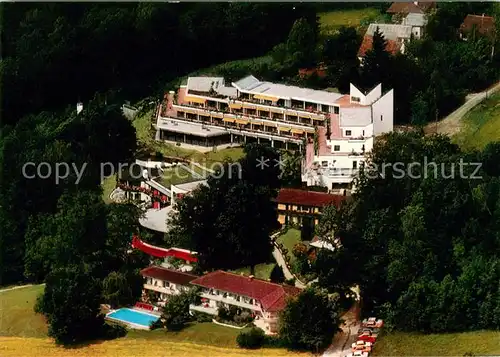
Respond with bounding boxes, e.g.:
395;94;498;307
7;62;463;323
351;340;372;353
357;331;377;344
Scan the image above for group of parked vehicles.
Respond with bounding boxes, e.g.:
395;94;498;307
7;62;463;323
345;318;384;357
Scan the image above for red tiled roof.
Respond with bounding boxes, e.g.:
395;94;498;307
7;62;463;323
276;188;346;208
190;270;302;312
358;35;402;57
460;14;495;37
386;2;435;14
141;266;198;286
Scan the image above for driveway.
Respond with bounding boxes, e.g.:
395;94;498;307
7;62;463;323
425;81;500;136
322;303;361;357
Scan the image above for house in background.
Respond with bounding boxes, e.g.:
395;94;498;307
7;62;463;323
386;2;435;21
141;265;198;306
275;188;347;227
358;23;413;61
401;13;428;38
460;14;496;41
188;270;302;334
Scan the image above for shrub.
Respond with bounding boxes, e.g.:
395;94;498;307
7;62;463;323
149;318;164;330
101;323;128;340
193;311;213;323
236;327;266;349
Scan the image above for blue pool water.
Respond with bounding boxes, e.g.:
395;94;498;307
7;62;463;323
107;308;159;328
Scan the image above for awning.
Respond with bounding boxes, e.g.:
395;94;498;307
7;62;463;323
243;104;256;109
312;116;324;121
185;96;206;104
229;103;243;109
235;119;249;125
278;127;291;132
223;118;236;123
263;122;277;127
254;94;278;102
211;112;223;118
292;128;305;134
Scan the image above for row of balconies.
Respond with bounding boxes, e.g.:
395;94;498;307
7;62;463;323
200;292;261;312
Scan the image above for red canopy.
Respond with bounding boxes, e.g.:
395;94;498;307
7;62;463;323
131;235;198;263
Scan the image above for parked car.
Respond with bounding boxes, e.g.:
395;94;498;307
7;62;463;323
344;351;369;357
362;317;384;328
357;327;380;335
357;331;377;344
351;340;372;353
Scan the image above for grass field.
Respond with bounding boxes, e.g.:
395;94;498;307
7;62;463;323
132;109;244;167
276;228;301;264
0;285;47;338
318;8;381;35
233;263;276;281
0;336;311;357
373;330;500;356
156;166;199;188
453;91;500;151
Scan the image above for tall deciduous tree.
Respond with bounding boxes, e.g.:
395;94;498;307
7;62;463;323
279;287;342;353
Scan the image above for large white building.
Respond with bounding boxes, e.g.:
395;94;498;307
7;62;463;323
301;84;394;191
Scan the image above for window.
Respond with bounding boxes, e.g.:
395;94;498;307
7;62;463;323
334;106;339;114
334;145;340;151
380;115;383;121
321;161;328;167
345;130;352;136
351;96;361;103
362;130;365;136
353;161;358;169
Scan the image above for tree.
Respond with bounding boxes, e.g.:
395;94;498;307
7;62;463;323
35;265;104;345
359;26;391;91
237;327;266;349
300;216;314;241
279;287;342;353
286;18;318;68
159;289;200;331
168;144;280;270
102;271;143;308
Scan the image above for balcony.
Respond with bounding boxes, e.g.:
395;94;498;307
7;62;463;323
189;304;218;315
199;292;261;312
144;283;181;295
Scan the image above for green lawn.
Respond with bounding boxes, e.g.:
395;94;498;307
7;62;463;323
319;8;381;35
373;330;500;356
233;263;276;281
156;166;200;188
453;91;500;151
128;322;240;348
276;228;301;263
101;175;117;204
0;285;47;338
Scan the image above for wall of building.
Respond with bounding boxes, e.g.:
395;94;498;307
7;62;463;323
372;89;394;136
365;84;382;105
349;84;367;105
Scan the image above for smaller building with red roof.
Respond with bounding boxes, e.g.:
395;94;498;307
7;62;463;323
275;188;347;227
460;14;496;40
140;266;198;306
189;270;302;334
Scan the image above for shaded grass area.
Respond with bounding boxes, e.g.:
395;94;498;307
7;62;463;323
101;175;116;204
453;91;500;151
233;263;276;281
318;8;381;35
373;330;500;356
0;285;47;338
155;166;199;188
276;228;301;264
132;109;244;167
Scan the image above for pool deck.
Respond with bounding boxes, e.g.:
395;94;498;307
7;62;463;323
105;307;161;330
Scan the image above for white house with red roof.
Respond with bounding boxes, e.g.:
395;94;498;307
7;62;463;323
141;266;198;306
188;270;302;334
302;84;393;192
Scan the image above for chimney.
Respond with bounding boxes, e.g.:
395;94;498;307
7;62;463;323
76;102;83;115
249;275;254;281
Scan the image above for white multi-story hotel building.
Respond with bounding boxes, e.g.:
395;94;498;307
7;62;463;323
155;75;393;190
302;84;394;191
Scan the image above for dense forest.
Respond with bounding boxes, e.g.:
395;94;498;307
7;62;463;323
314;132;500;332
1;3;317;126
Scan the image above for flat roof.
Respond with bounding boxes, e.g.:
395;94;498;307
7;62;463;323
157;117;227;137
139;206;172;233
232;75;344;106
172;180;207;192
366;23;412;40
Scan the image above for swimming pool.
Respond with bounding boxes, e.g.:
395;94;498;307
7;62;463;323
106;308;160;329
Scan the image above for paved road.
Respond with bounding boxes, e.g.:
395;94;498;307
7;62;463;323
322;304;361;357
270;232;306;289
0;284;44;294
425;81;500;136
